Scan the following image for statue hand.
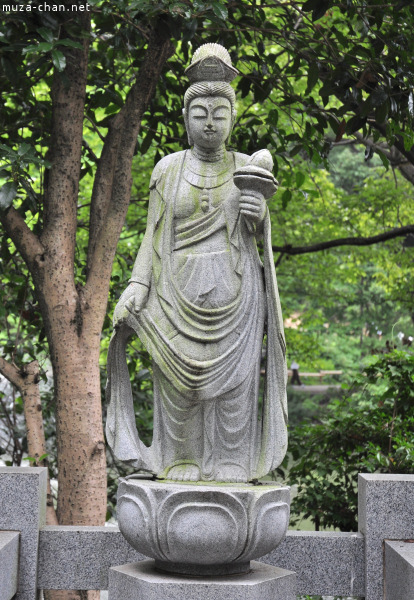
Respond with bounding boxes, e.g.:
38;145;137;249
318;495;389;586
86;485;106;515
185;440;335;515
113;282;149;327
239;192;266;225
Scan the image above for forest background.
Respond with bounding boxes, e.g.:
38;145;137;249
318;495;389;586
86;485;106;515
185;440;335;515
1;1;414;598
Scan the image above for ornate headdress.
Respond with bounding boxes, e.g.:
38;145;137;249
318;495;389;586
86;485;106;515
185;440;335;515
183;44;238;146
185;43;239;83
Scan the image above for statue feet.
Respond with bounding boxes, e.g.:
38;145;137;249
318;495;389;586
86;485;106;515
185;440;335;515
166;463;201;481
215;464;247;482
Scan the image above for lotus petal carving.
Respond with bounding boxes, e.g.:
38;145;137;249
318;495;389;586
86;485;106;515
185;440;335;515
117;477;290;576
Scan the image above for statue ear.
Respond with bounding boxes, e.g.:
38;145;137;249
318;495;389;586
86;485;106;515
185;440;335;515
183;109;193;146
225;110;237;145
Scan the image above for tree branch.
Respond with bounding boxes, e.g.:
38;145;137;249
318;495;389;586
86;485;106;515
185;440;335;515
0;357;58;526
354;132;414;186
0;207;44;274
0;356;23;389
370;121;414;167
40;7;91;281
273;225;414;258
84;19;174;321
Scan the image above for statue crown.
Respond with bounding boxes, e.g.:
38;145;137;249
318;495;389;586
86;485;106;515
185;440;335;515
185;43;239;83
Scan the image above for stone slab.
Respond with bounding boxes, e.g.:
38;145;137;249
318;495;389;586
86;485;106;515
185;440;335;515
359;474;414;600
38;526;145;590
261;530;365;597
38;525;363;594
0;531;20;600
385;541;414;600
108;559;296;600
0;467;47;600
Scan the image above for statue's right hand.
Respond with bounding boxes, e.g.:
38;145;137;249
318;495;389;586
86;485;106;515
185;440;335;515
113;282;149;327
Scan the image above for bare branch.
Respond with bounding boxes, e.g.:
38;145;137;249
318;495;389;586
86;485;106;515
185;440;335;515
0;356;23;389
354;133;414;186
84;112;106;143
40;10;91;281
0;357;58;525
0;208;45;273
273;225;414;257
369;122;414;167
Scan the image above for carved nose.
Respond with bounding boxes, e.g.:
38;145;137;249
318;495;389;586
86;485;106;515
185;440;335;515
205;123;214;131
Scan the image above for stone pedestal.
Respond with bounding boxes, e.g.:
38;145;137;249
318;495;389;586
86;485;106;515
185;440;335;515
108;559;296;600
117;477;290;576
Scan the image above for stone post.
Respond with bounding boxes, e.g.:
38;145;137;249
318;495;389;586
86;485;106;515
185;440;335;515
0;467;47;600
0;531;20;599
384;541;414;599
358;474;414;600
108;560;296;600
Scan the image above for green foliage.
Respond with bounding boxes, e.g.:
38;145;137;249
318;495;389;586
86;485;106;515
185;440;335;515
1;2;414;530
3;1;414;210
287;387;341;429
329;145;382;193
274;160;414;377
284;349;414;532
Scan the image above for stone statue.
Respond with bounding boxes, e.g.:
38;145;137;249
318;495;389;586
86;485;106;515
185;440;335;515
105;45;294;592
106;43;287;484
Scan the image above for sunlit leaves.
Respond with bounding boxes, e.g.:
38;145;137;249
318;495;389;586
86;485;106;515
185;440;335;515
21;29;81;73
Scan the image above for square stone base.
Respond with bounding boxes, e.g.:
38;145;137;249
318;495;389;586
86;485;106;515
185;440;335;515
108;559;296;600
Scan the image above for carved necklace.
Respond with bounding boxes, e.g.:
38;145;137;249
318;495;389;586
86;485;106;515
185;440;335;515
184;150;233;197
183;152;234;213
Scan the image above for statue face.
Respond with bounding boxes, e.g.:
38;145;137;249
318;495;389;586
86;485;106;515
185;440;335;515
187;96;232;151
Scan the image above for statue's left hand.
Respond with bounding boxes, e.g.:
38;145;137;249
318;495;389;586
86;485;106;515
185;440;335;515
239;192;266;225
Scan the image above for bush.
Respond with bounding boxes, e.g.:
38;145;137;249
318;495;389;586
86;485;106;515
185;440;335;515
283;349;414;531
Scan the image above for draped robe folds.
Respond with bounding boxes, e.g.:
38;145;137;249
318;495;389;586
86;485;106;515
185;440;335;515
106;150;288;481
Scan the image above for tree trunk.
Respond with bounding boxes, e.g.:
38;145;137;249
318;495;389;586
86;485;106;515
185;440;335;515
1;13;173;600
20;360;58;527
52;328;106;526
40;306;105;600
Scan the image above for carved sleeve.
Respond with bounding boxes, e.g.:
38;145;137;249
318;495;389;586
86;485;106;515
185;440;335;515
129;163;164;287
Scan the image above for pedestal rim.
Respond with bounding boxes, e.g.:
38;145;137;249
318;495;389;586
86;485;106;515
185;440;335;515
154;559;251;577
122;474;291;492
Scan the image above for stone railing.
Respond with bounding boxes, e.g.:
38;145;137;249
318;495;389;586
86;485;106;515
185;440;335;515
1;467;413;599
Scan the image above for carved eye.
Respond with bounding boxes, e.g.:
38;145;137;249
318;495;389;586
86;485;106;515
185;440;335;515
190;109;207;119
213;107;230;120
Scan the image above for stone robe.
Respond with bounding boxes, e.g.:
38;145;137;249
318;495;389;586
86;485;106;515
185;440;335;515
106;150;287;481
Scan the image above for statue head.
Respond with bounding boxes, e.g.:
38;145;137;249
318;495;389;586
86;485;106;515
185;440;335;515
183;44;238;147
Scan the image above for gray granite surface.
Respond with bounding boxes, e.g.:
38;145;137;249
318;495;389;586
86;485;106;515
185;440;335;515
37;525;363;595
108;559;296;600
0;530;19;599
359;474;414;600
38;526;144;590
0;467;47;600
261;530;364;597
385;540;414;600
117;478;290;575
